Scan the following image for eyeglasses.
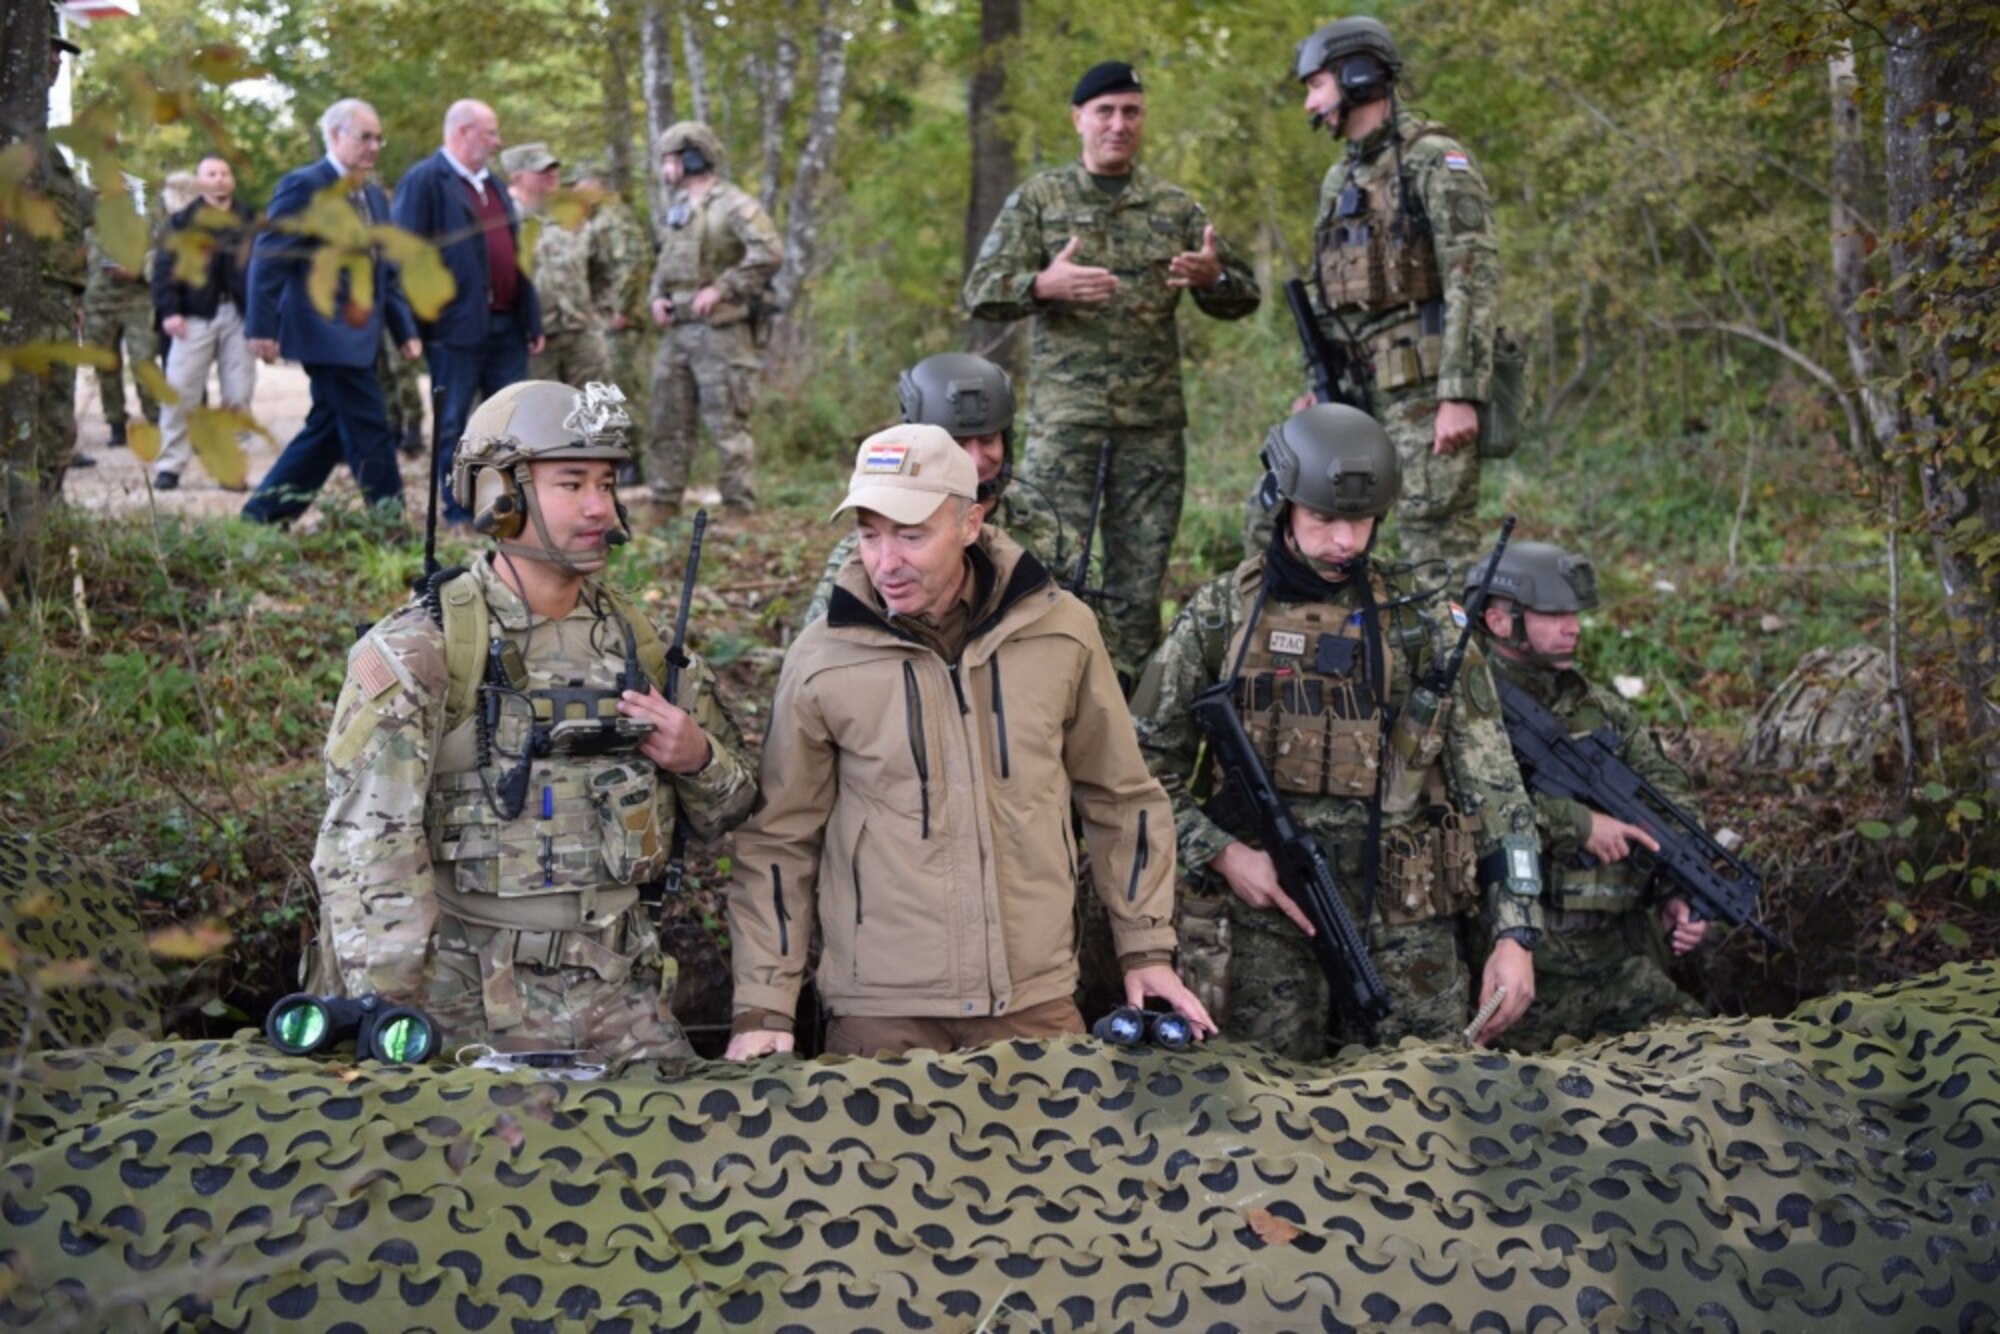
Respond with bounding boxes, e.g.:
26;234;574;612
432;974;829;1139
344;130;388;147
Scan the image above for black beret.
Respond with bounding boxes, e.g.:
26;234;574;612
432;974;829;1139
1071;61;1143;106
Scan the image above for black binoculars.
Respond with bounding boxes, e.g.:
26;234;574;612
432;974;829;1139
265;993;441;1064
1092;1005;1196;1052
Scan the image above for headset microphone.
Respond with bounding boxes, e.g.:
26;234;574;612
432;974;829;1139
1308;110;1327;130
605;529;629;547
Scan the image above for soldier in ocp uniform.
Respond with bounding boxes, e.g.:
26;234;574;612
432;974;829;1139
572;159;654;447
964;60;1261;681
645;122;782;520
802;352;1064;625
309;381;757;1062
1270;18;1502;577
504;143;615;394
1133;404;1542;1057
1464;540;1709;1052
81;225;161;448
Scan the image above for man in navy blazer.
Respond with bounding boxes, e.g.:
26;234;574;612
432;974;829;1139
242;98;422;526
391;99;545;526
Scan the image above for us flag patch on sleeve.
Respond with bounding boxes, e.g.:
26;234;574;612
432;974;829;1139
352;642;399;700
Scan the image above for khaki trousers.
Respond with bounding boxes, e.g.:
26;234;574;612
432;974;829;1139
155;302;256;480
825;996;1085;1058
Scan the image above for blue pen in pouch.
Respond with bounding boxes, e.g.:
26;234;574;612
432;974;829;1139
540;784;555;884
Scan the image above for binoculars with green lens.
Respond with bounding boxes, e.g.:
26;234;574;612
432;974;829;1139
265;993;442;1064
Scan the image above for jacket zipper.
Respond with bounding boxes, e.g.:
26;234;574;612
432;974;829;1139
851;845;865;925
902;661;931;839
772;864;789;955
989;651;1010;779
947;661;970;714
1126;809;1150;902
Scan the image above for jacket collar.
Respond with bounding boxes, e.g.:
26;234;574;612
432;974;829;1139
1488;650;1590;709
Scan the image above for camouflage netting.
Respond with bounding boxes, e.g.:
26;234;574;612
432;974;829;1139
4;962;1998;1331
0;836;163;1052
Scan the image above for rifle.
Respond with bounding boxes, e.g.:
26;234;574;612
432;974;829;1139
1066;438;1115;607
1285;278;1371;415
1494;676;1783;949
1191;682;1393;1041
646;509;709;911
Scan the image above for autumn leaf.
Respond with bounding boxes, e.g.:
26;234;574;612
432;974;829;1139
148;921;234;960
0;144;61;239
189;44;267;85
188;408;271;491
132;359;178;411
33;959;100;991
0;343;119;385
162;224;219;289
127;421;161;465
375;226;457;320
1246;1209;1301;1246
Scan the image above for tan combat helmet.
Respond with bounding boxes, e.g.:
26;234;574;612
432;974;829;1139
656;121;724;176
451;381;633;576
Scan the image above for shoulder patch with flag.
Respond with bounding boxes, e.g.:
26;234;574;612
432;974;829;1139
1449;601;1468;629
862;442;910;473
1443;151;1471;173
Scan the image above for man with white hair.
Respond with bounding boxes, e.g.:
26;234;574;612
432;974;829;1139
242;98;422;525
392;99;545;528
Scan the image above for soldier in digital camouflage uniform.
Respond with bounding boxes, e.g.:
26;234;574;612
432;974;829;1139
1465;540;1709;1052
1254;19;1500;577
963;61;1260;680
645;122;782;517
573;160;654;445
309;381;757;1062
504;144;615;394
1133;404;1543;1058
802;352;1065;624
81;225;161;447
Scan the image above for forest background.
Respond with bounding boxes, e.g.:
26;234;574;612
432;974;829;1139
0;0;1995;1046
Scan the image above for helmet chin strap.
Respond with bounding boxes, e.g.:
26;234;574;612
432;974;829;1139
1282;505;1378;581
492;468;611;578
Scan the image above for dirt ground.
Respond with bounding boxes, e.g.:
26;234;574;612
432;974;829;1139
62;361;715;525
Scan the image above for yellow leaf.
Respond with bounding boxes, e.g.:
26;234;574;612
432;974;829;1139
547;188;594;230
96;191;149;273
1246;1208;1302;1247
516;217;540;280
148;921;234;960
377;227;457;320
285;182;369;249
34;958;100;991
307;246;343;321
345;255;376;322
127;420;161;464
189;43;267;85
2;341;118;375
132;359;178;411
0;144;62;239
188;407;270;490
162;224;218;289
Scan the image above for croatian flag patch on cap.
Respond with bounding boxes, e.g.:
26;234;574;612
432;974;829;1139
863;443;910;473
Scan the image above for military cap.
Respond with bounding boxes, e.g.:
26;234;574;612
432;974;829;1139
1071;61;1144;106
500;142;559;175
833;425;977;526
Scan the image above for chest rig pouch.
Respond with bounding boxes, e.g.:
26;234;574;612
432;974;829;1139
1315;145;1443;315
1226;601;1389;800
426;605;673;908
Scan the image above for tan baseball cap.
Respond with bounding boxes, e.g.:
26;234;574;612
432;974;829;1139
832;424;978;525
500;142;559;174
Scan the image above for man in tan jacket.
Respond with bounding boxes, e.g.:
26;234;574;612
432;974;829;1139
725;425;1215;1058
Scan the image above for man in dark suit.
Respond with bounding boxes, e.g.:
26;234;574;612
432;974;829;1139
391;99;544;527
242;97;421;526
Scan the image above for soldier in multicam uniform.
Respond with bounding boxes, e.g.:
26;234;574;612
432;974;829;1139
309;381;757;1062
1464;540;1709;1051
572;159;654;447
1133;404;1542;1058
645;122;782;519
504;144;615;393
802;352;1064;624
81;225;161;448
1271;17;1502;576
964;60;1260;681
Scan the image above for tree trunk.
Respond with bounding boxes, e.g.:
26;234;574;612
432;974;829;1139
1828;42;1902;456
603;0;640;196
680;2;710;127
771;0;849;315
963;0;1022;371
1887;11;2000;791
1;0;54;609
754;13;800;215
639;1;677;224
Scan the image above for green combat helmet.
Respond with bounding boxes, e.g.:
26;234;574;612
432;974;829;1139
1262;402;1402;520
1463;539;1599;661
656;121;724;176
451;381;634;576
1294;15;1402;86
897;352;1016;502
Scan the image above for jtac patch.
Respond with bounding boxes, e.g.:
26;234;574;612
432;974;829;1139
1269;630;1308;657
1443;151;1471;173
862;443;909;473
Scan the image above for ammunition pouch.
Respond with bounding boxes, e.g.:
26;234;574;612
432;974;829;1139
1316;217;1442;314
1377;811;1480;927
1381;690;1450;815
1476;327;1529;459
438;913;652;1033
1365;314;1442;395
1175;893;1233;1028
